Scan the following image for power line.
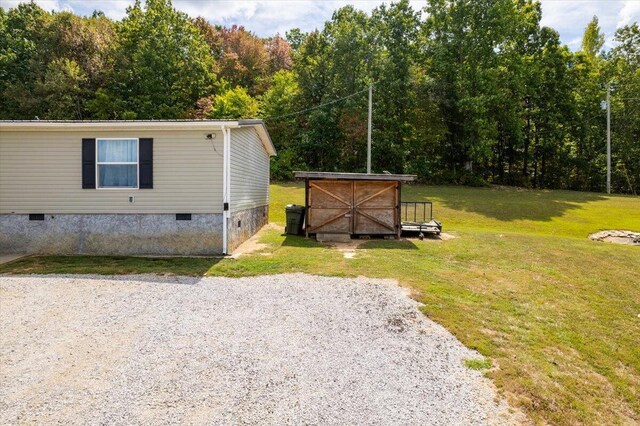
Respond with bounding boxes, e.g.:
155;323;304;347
611;84;640;91
263;87;371;121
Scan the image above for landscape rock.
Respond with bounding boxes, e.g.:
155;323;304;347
589;230;640;245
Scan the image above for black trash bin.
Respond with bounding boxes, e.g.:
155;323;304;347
285;204;305;235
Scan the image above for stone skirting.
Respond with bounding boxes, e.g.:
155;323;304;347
0;214;224;256
227;205;269;253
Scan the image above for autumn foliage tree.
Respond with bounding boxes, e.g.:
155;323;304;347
218;25;270;95
0;0;637;193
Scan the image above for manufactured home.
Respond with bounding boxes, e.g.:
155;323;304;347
0;120;276;255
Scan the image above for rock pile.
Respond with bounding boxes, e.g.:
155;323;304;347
589;230;640;245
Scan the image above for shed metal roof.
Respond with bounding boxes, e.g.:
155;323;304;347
294;171;416;181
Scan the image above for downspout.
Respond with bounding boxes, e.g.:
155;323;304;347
221;126;231;255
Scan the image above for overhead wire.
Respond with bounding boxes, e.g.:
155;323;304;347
260;82;636;126
262;86;372;121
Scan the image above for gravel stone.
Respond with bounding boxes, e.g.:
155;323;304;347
0;274;524;425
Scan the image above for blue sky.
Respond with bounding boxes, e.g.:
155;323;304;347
3;0;639;50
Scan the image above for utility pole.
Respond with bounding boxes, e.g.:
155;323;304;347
367;85;372;174
606;81;611;194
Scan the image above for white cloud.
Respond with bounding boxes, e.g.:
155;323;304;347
2;0;637;49
2;0;64;11
617;0;640;28
72;0;132;20
0;0;131;19
170;1;422;36
539;0;639;49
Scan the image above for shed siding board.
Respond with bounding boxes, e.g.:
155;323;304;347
230;127;270;212
0;130;224;214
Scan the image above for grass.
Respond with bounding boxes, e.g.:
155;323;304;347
2;183;639;425
0;255;221;276
465;358;493;371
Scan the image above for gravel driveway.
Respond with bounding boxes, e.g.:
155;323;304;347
0;274;522;425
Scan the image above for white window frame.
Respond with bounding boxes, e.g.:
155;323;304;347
96;138;140;190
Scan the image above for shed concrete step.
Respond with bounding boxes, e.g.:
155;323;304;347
316;233;351;243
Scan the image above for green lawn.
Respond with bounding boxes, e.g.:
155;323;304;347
2;183;639;425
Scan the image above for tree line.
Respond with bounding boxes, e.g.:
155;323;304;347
1;0;638;193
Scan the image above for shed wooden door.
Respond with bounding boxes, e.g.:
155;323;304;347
353;181;398;235
307;180;353;234
307;179;398;235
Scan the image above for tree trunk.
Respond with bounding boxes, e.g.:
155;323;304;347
541;148;546;188
533;128;539;188
508;136;514;178
523;105;530;178
498;136;504;181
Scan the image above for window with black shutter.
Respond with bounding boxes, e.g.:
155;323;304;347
139;138;153;189
83;137;153;189
82;138;96;189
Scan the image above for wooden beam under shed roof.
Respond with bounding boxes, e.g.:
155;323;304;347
293;171;416;182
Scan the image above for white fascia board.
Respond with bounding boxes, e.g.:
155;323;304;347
254;124;277;156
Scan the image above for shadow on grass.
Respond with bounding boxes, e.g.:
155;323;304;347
404;185;607;222
358;239;419;250
280;234;419;250
280;234;326;248
0;255;222;276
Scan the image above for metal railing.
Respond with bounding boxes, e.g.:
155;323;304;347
401;201;433;223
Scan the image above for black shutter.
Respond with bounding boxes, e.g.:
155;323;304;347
82;138;96;189
139;138;153;189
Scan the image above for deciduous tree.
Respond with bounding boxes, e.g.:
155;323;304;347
109;0;216;118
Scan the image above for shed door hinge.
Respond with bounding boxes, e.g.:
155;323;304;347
224;202;229;211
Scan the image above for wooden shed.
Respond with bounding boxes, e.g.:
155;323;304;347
294;172;416;239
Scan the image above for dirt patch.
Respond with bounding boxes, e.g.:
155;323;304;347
405;232;457;241
589;230;640;246
231;223;282;258
325;233;457;258
0;254;29;265
323;239;366;259
437;232;457;241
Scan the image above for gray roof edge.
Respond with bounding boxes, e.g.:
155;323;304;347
0;119;241;123
237;119;265;125
238;119;276;156
294;171;416;181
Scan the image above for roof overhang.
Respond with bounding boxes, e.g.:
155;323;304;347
238;119;277;156
0;119;277;156
294;171;416;181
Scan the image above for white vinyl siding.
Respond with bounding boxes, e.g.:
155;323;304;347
0;130;224;214
230;127;270;212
